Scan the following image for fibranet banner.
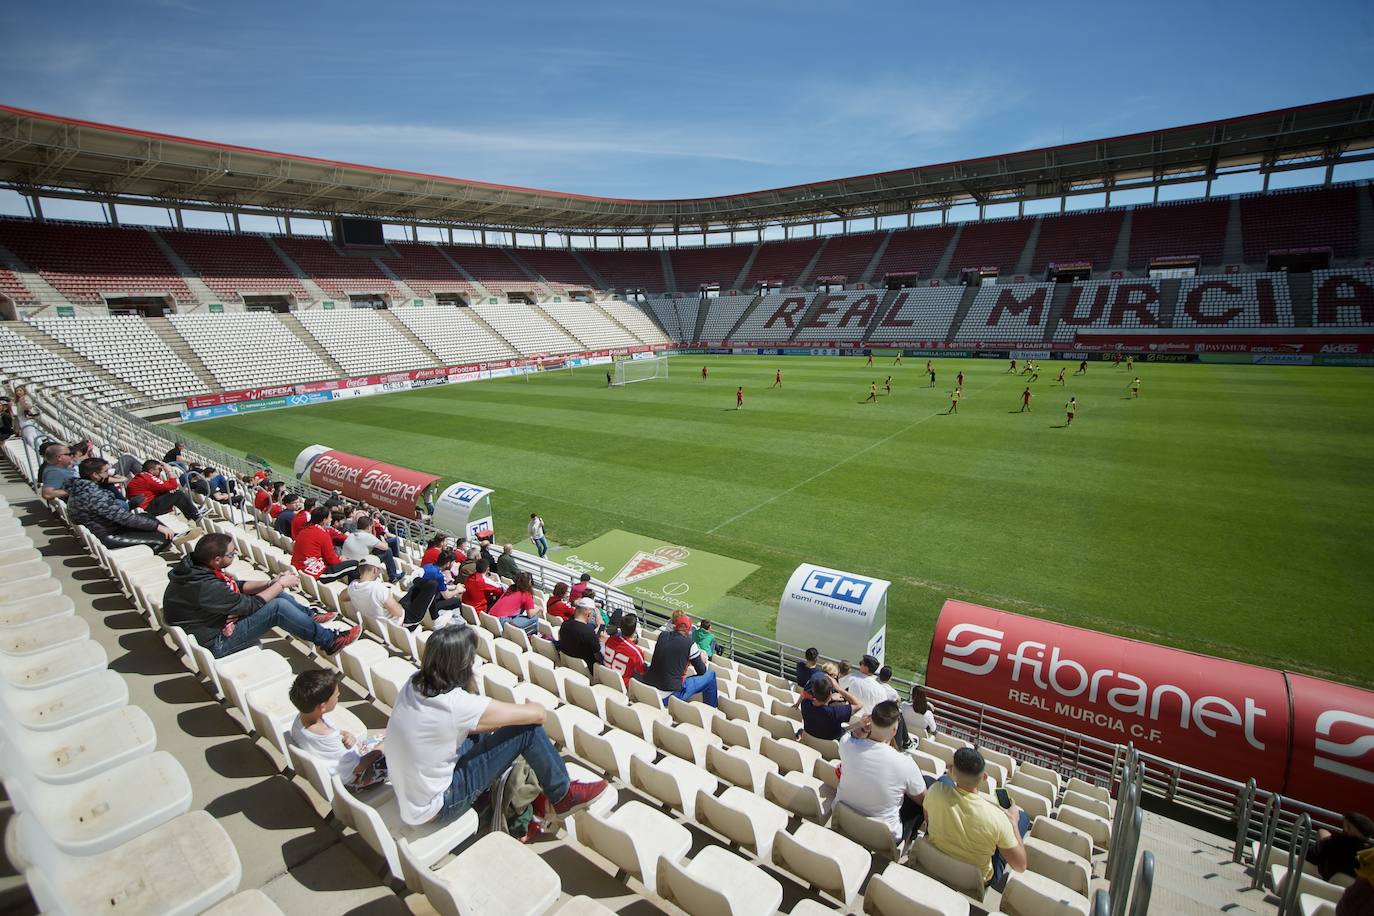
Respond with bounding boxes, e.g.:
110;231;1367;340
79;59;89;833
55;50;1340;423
293;445;440;519
777;564;890;665
926;601;1291;792
1286;673;1374;814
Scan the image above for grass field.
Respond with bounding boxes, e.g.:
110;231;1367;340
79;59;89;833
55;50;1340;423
176;355;1374;687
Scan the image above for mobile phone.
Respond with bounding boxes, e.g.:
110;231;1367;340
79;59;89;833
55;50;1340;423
995;788;1013;810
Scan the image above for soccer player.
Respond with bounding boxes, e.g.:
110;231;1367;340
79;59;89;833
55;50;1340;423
702;366;708;381
1126;355;1134;371
947;386;962;414
893;353;903;366
1130;377;1141;398
1008;359;1016;373
865;382;878;404
928;368;936;387
1076;358;1088;375
1065;396;1078;426
956;370;964;388
1114;353;1122;368
606;370;613;387
926;359;932;374
884;375;892;395
771;369;782;389
1028;365;1039;382
736;386;744;409
1057;367;1066;385
866;352;874;366
1020;387;1032;412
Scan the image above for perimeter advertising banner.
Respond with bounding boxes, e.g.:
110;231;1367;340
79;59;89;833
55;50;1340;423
1286;673;1374;815
293;445;440;519
429;482;495;541
777;564;890;665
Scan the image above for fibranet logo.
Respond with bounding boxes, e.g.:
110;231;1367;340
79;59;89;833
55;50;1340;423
800;570;871;605
1315;709;1374;784
939;624;1269;750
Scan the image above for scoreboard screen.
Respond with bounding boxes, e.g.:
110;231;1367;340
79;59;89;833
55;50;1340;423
334;217;385;247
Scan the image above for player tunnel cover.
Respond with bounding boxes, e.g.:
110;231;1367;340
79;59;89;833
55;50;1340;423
293;445;440;520
926;600;1374;814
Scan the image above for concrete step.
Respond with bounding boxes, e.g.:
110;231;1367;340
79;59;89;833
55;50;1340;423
146;317;219;389
278;313;347;377
376;310;442;367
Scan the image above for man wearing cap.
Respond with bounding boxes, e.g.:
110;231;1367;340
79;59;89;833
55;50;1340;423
347;555;421;626
636;613;717;707
555;598;603;671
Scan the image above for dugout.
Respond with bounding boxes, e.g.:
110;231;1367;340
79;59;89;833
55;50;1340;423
776;563;890;665
430;482;496;541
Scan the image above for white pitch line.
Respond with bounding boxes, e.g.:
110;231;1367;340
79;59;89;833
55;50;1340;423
705;374;1010;534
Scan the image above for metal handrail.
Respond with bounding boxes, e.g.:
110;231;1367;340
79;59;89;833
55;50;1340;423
1252;793;1284;889
1092;889;1110;916
1233;778;1258;863
1127;852;1154;916
1278;814;1313;916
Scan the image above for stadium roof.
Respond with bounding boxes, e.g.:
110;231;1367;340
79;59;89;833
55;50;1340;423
1;95;1373;234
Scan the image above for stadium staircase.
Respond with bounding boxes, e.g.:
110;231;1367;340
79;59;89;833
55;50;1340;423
147;317;219;390
589;301;650;344
1224;197;1246;266
501;248;556;297
3;321;141;402
278;313;347;377
1289;273;1315;327
434;247;492;300
147;229;219;305
659;249;677;296
930;224;964;283
262;237;332;303
794;236;831;288
1156;278;1183;327
1136;812;1276;915
0;244;73;310
1108;210;1134;273
1358;184;1374;256
862;289;902;342
464;305;523;353
376;310;444;365
369;254;423;302
570;251;611;291
1043;284;1074;342
857;230;894;285
723;294;766;341
944;285;982;340
730;242;762;292
1014;216;1043;277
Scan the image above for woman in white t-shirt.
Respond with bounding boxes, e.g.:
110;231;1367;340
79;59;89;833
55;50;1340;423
901;684;938;746
384;625;609;827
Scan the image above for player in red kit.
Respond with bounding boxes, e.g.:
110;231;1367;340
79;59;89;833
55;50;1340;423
1020;387;1032;412
771;369;782;389
1009;359;1016;373
702;366;708;381
866;352;873;366
957;370;964;388
1057;367;1066;385
736;386;743;409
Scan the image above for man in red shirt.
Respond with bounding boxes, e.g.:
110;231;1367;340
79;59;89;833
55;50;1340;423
126;459;202;521
462;558;504;614
570;573;593;603
603;613;647;686
290;497;317;541
253;481;274;513
291;507;358;581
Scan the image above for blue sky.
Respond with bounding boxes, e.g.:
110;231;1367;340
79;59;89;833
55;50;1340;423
2;0;1372;207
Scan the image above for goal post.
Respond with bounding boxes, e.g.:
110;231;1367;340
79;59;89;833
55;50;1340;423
611;355;669;386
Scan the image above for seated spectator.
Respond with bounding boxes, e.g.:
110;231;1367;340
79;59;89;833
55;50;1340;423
478;539;497;569
291;506;358;582
570;573;593;602
386;625;607;827
555;598;604;671
274;494;303;536
902;685;938;745
462;558;503;615
837;701;928;845
164;533;359;658
162;440;189;471
414;547;465;618
252;480;274;513
199;466;241;507
421;534;447;567
457;549;480;580
68;458;188;551
38;441;78;500
488;571;540;634
347;556;424;627
1335;844;1374;914
288;668;385;789
800;674;860;741
842;654;891;716
126;459;202;521
495;543;519;581
637;613;717;707
795;647;821;689
692;619;717;657
1309;812;1374;882
603;613;647;686
877;666;900;703
289;497;316;540
545;582;575;621
340;513;401;582
925;747;1028;889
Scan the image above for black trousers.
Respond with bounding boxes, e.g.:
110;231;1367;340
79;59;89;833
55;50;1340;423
146;489;200;520
100;528;169;552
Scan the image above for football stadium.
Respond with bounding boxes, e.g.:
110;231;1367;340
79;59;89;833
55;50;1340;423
0;5;1372;914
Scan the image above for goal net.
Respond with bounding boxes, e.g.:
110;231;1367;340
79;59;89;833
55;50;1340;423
611;355;669;386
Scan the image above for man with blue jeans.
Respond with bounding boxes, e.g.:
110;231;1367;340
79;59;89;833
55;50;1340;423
528;513;549;558
636;612;718;707
163;532;361;658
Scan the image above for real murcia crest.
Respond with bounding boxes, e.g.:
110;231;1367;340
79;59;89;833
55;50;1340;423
610;546;688;587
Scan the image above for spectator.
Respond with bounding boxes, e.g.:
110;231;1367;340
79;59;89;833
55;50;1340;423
795;647;821;690
1336;844;1374;915
126;459;203;522
1309;812;1374;882
252;480;274;513
637;613;717;707
528;513;549;558
288;669;385;789
347;556;422;626
837;701;928;845
291;497;317;540
570;573;593;603
800;674;860;741
162;440;188;471
603;612;647;686
545;582;575;622
478;539;497;569
842;655;892;716
291;506;358;582
421;534;447;566
163;532;359;658
902;685;938;745
201;466;240;507
0;395;12;440
452;538;469;564
457;548;480;580
410;547;464;622
692;619;718;657
38;441;77;500
877;666;900;703
495;543;519;581
488;571;540;634
340;513;401;582
925;747;1028;889
384;625;607;827
274;494;303;536
555;598;603;671
462;558;503;615
68;458;186;551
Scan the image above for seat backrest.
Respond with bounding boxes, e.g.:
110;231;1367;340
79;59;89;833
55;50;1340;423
493;641;525;679
910;836;985;900
1023;836;1091;896
658;855;733;916
560;654;592;679
999;871;1088;916
166;625;201;675
1018;762;1062;794
527;660;563;699
1005;783;1052;821
605;700;647;739
763;770;824;821
1064;777;1109;804
694;788;781;853
1030;815;1094;861
564;677;600;715
627;678;662;706
397;838;459;916
286;744;335;803
575;807;639;876
330;776;401;880
573;725;621;779
531;636;560;664
592;663;626;693
757;711;799;742
500;622;531;651
1012;770;1057;801
629;754;685;810
863;862;970;916
833;802;901;862
652;718;699;764
668;694;707;728
798;730;840;760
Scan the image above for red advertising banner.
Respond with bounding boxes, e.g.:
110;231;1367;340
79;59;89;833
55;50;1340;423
299;449;440;519
926;601;1292;793
1286;673;1374;815
1075;333;1374;354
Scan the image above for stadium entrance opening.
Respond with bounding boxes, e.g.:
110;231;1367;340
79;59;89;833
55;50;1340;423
882;272;919;290
755;280;783;295
700;283;721;299
434;292;471;307
105;296;171;317
243;295;292;313
1147;256;1199;279
349;294;389;309
960;267;999;287
506;292;536;304
1046;262;1092;283
1267;247;1331;272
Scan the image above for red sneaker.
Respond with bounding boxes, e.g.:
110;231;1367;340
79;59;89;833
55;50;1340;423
324;625;362;655
550;779;609;818
313;610;339;624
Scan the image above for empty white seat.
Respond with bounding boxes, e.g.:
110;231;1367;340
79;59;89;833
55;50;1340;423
0;704;156;785
773;819;872;903
863;860;971;916
0;591;75;629
1005;783;1053;822
764;769;831;822
1059;789;1110;820
652;717;720;767
833;801;904;863
331;776;479;887
629;753;718;821
574;724;655;782
999;869;1090;916
0;575;62;608
604;697;670;740
371;656;419;708
574;800;692;895
0;639;108;691
338;639;391;698
544;703;604;750
0;668;127;731
695;785;790;859
400;830;560;916
1055;805;1110;849
1025;837;1091;896
658;845;783;916
1030;815;1094;863
706;743;779;793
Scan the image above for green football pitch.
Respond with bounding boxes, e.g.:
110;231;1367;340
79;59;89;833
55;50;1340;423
175;355;1374;687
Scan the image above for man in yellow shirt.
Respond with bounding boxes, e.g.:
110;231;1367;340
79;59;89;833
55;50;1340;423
923;747;1029;888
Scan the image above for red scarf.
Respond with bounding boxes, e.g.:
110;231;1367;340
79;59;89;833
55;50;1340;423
211;566;241;635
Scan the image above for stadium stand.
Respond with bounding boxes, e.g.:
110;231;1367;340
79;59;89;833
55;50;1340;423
870;225;958;282
1053;279;1165;340
161;230;312;304
294;308;436;375
596;299;672;345
472;300;581;354
645;298;683;338
444;245;538;294
0;266;35;305
393;305;519;363
1029;209;1127;274
806;232;884;284
379;242;481;299
169;312;336;389
1311;267;1374;327
670;245;752;293
697;294;756;341
515;248;602;292
865;287;966;343
954;282;1055;341
741;238;823;289
673;296;701;341
1127;198;1231;267
29;315;207;400
1239;185;1361;262
0;325;135;405
0;220;193;305
707;294;781;341
539;300;641;349
579;249;666;293
794;291;885;341
274;238;400;301
946;218;1035;276
1175;273;1295;328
